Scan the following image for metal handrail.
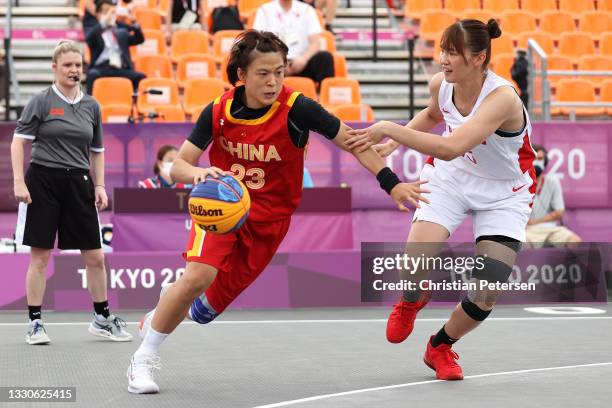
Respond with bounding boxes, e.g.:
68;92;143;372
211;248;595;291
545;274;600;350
528;38;612;120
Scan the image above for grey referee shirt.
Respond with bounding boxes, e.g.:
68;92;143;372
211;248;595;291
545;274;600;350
529;174;565;228
13;84;104;170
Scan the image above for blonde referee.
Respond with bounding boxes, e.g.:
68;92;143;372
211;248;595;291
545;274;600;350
10;40;132;345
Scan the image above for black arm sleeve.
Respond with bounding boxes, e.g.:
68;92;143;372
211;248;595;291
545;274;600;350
187;102;214;150
287;94;341;148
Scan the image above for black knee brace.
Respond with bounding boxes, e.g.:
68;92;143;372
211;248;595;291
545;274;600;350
476;235;522;253
461;298;492;321
472;257;513;283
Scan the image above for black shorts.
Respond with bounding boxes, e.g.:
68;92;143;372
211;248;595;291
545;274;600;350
15;163;101;250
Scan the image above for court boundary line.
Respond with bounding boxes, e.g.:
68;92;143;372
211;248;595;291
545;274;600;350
251;362;612;408
0;315;611;326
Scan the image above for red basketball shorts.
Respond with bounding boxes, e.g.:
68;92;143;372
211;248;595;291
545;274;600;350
183;216;291;313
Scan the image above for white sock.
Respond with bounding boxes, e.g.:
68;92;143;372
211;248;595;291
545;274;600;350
135;328;168;357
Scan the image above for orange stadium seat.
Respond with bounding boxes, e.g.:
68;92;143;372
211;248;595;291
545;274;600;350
558;32;596;58
601;32;612;55
445;0;481;15
333;53;348;77
553;78;604;116
137;77;180;113
490;53;515;83
518;32;555;54
190;105;206;122
404;0;443;20
491;34;514;56
176;53;218;88
92;77;133;107
599;0;612;12
171;30;210;63
147;0;170;14
220;56;231;84
482;0;519;13
183;78;226;116
329;104;375;121
135;54;173;78
521;0;557;13
419;10;456;41
237;0;271;16
539;11;577;39
134;8;164;30
579;11;612;40
546;55;575;89
320;77;362;106
600;80;612;114
147;105;186;122
319;30;337;53
558;0;596;17
499;11;537;37
462;9;495;23
577;55;612;86
283;77;318;100
212;30;244;59
130;29;167;60
101;105;133;123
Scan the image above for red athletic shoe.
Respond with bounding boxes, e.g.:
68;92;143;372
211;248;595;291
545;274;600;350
423;336;464;380
385;299;428;343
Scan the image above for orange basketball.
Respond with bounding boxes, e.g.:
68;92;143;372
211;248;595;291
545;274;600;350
188;175;250;234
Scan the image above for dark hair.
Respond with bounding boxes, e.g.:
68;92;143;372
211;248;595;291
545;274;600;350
226;30;289;86
153;145;178;175
532;144;549;167
440;18;502;68
95;0;116;13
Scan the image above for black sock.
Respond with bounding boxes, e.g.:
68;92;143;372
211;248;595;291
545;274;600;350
28;305;42;321
431;325;458;347
93;301;110;318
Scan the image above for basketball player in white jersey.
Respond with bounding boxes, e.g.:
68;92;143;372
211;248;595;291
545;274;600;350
345;19;536;380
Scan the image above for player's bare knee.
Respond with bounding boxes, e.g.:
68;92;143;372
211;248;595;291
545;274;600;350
84;251;105;271
29;249;51;272
180;264;217;298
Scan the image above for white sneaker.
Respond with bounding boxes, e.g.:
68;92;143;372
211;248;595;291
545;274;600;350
26;319;51;345
127;353;161;394
89;314;133;342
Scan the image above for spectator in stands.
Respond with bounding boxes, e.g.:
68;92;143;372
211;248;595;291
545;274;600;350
254;0;335;84
138;145;191;188
525;144;582;248
166;0;205;35
83;0;146;94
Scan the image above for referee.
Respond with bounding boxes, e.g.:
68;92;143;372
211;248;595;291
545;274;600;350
10;40;132;345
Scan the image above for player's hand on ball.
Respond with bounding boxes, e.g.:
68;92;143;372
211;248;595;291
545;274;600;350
372;140;399;157
193;166;233;184
390;180;430;212
14;181;32;204
95;186;108;210
345;121;390;153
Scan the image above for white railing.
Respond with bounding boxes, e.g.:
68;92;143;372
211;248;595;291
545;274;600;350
527;38;612;121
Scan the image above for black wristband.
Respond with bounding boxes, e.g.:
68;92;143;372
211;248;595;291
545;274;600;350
376;167;401;195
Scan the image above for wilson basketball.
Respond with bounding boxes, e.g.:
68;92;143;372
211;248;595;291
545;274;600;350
188;175;250;234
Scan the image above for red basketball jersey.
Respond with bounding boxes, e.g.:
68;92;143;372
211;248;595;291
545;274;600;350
210;86;305;222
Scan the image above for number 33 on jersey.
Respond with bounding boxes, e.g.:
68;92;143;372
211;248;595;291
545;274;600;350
210;86;306;222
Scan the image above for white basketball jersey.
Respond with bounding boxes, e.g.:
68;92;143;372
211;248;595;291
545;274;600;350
434;70;535;187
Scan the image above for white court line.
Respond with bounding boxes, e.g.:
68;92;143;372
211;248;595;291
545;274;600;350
252;362;612;408
0;316;610;327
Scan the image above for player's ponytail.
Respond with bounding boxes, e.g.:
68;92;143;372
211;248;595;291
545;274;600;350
226;30;289;86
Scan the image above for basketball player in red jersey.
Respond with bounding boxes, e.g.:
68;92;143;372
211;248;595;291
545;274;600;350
346;19;535;380
126;30;429;394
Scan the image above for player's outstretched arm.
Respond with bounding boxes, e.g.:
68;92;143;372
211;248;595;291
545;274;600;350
171;140;231;185
332;123;430;212
346;87;518;161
